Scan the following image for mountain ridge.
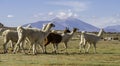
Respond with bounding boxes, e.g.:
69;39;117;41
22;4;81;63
23;17;99;32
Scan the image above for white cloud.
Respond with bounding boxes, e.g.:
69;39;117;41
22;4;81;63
47;1;90;12
56;12;66;19
82;15;120;28
7;15;14;18
48;12;54;16
55;10;78;19
32;10;78;20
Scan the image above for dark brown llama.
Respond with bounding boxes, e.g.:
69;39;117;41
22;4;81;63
43;27;71;53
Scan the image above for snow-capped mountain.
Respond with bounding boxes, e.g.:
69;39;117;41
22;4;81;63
23;17;99;32
104;25;120;32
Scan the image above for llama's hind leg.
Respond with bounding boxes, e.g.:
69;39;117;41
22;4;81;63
52;43;58;54
93;43;97;53
86;43;91;53
3;40;9;53
43;42;50;54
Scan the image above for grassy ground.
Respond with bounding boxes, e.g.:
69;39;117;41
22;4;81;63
0;37;120;66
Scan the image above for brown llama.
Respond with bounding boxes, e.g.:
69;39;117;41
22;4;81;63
43;27;71;53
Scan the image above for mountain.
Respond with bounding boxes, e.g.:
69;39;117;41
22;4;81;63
104;25;120;32
23;17;99;32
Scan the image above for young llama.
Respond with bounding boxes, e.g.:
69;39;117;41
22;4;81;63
79;29;104;53
60;28;78;53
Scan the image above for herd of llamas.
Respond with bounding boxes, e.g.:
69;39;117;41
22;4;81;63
0;22;105;55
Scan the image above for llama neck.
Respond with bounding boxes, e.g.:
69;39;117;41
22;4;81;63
44;25;52;36
69;30;76;36
42;24;47;31
97;29;103;37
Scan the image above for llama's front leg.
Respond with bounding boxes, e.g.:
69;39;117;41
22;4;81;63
32;44;37;55
79;41;83;53
28;44;32;53
13;42;20;54
83;41;87;54
64;42;68;53
20;42;26;54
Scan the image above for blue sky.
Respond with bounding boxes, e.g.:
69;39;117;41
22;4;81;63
0;0;120;28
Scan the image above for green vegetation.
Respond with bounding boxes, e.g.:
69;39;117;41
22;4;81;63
0;35;120;66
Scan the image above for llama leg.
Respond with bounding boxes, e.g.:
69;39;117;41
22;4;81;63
44;42;50;53
13;42;20;54
55;43;58;53
83;41;87;53
13;35;24;54
93;43;97;53
79;41;83;53
86;43;91;53
64;42;68;53
11;42;15;52
43;45;47;54
28;44;32;53
52;44;56;53
60;42;67;52
32;43;36;55
39;44;44;53
20;42;26;54
3;40;9;53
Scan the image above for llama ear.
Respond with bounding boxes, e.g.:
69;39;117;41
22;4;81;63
65;27;68;30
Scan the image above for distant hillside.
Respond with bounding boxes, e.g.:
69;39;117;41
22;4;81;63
104;25;120;32
23;17;99;32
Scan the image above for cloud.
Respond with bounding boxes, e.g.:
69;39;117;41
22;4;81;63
83;14;120;28
48;12;54;16
32;10;78;20
7;15;14;18
47;1;90;12
56;10;78;19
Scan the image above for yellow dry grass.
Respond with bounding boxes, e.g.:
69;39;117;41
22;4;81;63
0;36;120;66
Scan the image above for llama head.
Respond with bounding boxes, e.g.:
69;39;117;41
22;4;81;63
26;24;32;28
97;28;105;37
64;27;71;33
48;23;55;27
17;26;24;33
45;23;55;30
73;28;79;32
81;31;86;34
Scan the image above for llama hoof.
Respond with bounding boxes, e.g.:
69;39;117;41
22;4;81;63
64;52;69;55
44;52;48;54
12;51;16;54
33;53;37;55
24;53;28;55
60;49;64;51
85;52;89;54
52;51;56;54
3;51;7;54
28;51;30;53
94;52;97;54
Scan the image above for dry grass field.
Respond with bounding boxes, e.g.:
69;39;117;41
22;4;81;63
0;35;120;66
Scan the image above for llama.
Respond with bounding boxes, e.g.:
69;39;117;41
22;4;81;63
60;28;78;53
79;29;104;53
13;23;55;55
2;30;18;53
2;25;32;53
43;27;71;53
